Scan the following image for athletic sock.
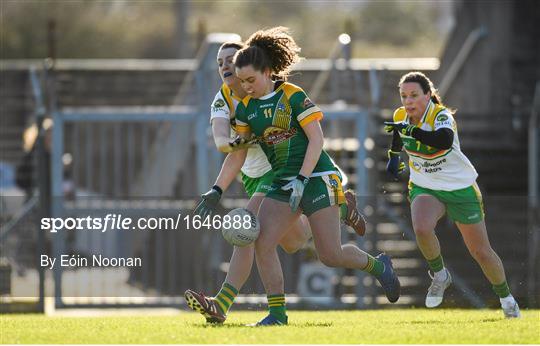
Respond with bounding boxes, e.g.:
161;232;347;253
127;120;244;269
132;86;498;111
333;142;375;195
267;294;287;323
363;254;385;277
492;281;511;299
214;282;238;314
427;254;445;273
339;203;348;221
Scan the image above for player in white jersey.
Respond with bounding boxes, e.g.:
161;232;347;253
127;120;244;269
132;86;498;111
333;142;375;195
384;71;520;318
185;41;366;324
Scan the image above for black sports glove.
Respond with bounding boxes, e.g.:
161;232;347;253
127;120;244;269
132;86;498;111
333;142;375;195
193;186;222;219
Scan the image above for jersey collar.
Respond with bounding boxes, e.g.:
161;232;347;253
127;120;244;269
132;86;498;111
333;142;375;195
420;100;434;124
258;81;285;100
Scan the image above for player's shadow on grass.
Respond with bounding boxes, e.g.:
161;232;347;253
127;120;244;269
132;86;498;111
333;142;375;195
398;318;500;325
195;322;333;328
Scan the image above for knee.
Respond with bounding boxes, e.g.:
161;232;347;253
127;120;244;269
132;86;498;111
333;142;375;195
469;246;494;264
413;221;435;238
280;242;300;254
319;252;342;268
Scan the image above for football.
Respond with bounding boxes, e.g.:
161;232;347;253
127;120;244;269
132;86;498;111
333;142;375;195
221;208;260;247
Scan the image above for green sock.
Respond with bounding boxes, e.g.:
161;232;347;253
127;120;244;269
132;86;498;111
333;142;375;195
214;282;238;314
427;254;445;272
267;294;287;322
363;254;385;277
339;203;348;221
492;281;511;298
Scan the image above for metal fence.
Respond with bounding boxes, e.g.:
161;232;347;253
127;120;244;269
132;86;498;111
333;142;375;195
41;35;376;309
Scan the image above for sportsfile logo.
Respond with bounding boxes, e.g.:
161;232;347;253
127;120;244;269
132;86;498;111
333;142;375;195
40;213;235;233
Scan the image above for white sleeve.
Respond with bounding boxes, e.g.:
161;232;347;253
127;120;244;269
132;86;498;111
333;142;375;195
209;92;230;123
433;110;455;131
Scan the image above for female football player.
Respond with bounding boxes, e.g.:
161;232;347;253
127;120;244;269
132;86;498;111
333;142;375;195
184;40;366;324
231;27;401;326
384;71;520;318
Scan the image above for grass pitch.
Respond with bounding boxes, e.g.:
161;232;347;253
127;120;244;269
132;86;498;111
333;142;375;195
1;309;539;344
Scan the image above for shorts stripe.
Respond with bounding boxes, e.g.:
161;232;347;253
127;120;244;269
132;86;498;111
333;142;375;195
471;182;485;218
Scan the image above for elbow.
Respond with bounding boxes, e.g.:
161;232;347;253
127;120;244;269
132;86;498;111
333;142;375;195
440;141;452;150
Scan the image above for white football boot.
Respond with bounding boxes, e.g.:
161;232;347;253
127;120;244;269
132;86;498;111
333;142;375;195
501;296;521;318
425;268;452;308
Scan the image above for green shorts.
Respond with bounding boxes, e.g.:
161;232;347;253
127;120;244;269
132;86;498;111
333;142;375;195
266;173;345;216
408;182;485;224
241;170;274;198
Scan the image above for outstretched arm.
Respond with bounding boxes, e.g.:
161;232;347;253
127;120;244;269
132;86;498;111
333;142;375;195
384;122;453;150
212;117;235;153
214;149;248;192
193;148;247;218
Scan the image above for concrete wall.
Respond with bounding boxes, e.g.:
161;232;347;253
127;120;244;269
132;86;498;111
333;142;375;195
437;0;539;115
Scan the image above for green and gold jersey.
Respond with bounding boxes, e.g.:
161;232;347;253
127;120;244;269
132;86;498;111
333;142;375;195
393;100;478;191
235;82;338;180
210;83;271;178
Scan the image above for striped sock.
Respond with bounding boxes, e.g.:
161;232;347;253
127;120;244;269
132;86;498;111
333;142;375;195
427;254;445;273
267;294;287;323
492;281;511;298
363;254;385;277
214;283;238;314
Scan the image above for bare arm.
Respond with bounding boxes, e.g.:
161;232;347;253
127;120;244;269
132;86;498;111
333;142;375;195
211;117;235;153
213;149;247;192
299;120;324;178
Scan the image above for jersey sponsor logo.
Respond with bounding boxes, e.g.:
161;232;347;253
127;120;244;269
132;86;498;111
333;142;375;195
328;177;339;188
412;158;447;173
276;103;287;113
247;113;257;120
436;114;448;121
212;99;225;110
212;99;225;112
467;213;479;220
303;98;314;109
262;126;297;145
312;194;326;203
435;113;453;127
436;120;453;127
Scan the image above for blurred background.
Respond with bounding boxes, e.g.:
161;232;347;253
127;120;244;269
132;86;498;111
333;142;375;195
0;0;538;313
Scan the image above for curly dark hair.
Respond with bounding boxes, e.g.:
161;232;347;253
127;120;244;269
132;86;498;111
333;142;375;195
233;26;302;81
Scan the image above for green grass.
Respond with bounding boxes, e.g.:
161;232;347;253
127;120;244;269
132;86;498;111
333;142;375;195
1;309;539;344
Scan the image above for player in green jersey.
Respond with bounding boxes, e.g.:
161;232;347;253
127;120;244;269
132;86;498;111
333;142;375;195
231;27;400;326
184;41;367;324
384;71;520;318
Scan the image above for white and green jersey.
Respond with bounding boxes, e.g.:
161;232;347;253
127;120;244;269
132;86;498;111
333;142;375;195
210;83;271;178
393;100;478;191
